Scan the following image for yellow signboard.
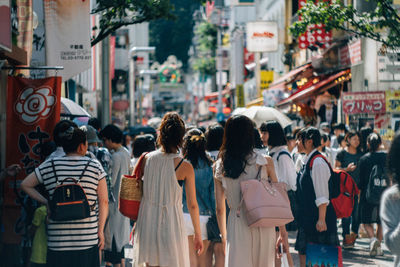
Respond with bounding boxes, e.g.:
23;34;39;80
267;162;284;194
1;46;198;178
386;90;400;113
260;71;274;90
236;84;245;107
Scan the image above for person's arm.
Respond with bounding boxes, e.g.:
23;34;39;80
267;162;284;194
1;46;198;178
97;178;108;250
21;172;48;205
380;189;400;255
311;158;330;232
0;164;22;181
280;154;297;191
214;177;227;252
265;156;289;253
184;162;204;255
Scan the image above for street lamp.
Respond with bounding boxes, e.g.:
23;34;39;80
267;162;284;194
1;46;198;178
129;46;155;126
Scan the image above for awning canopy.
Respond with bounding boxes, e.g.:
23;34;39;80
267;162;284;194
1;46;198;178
277;69;350;107
204;89;231;100
268;63;312;91
246;97;264;107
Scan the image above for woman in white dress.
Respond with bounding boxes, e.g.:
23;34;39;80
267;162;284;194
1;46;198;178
214;115;288;267
133;112;203;267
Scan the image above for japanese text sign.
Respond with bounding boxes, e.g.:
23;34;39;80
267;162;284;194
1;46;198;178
386;90;400;113
246;21;278;52
342;91;386;115
5;76;61;243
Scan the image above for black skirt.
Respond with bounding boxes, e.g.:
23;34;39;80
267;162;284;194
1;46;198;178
360;194;381;224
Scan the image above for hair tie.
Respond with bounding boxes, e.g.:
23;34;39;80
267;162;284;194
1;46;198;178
190;134;204;143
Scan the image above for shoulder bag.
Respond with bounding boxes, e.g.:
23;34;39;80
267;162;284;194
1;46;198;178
119;152;148;220
237;166;294;227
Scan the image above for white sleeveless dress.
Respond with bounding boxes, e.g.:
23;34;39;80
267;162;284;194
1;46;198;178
133;150;190;267
214;152;276;267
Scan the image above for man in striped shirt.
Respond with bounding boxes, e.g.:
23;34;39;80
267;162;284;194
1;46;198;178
21;125;108;267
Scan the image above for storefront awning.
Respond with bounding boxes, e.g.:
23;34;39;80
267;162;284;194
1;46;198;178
277;69;351;107
204;89;231;100
268;63;312;91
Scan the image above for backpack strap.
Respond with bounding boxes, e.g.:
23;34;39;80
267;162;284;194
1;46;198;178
277;151;292;161
51;160;59;184
308;152;333;172
77;159;91;183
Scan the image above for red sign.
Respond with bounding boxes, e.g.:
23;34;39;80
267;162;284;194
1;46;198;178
5;76;61;243
298;1;332;49
340;39;361;67
342;91;386;115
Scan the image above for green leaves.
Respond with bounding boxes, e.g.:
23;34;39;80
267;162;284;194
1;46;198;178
91;0;175;46
289;0;400;49
193;21;217;75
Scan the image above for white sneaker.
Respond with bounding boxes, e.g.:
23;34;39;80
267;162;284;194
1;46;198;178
377;245;384;256
370;238;379;257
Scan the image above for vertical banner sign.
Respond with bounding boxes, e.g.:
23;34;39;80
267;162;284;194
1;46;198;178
298;0;332;49
4;76;61;244
44;0;91;81
260;70;274;90
342;91;386;115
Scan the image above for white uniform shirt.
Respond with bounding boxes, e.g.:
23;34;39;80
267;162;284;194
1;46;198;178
302;148;331;207
269;146;297;191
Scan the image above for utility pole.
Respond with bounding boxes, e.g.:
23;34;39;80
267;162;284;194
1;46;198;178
128;47;155;126
217;14;223;115
101;36;111;127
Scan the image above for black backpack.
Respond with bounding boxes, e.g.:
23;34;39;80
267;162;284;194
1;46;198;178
49;159;94;221
366;161;389;205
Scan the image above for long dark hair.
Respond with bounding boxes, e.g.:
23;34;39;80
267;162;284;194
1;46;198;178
182;129;212;169
388;133;400;185
219;115;255;179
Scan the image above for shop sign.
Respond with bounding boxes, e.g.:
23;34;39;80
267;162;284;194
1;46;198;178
0;0;12;52
236;84;245;107
246;21;278;52
386;90;400;113
260;70;274;90
44;0;91;81
342;91;386;115
339;39;362;67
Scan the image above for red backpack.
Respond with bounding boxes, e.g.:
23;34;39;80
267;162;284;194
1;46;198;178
309;154;359;219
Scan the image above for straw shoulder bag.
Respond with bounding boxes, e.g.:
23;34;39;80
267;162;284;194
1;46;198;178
119;152;148;220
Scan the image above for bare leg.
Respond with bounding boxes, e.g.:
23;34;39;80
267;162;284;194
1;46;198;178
377;224;383;242
213;242;225;267
364;224;375;239
299;254;306;267
197;240;210;267
188;236;198;267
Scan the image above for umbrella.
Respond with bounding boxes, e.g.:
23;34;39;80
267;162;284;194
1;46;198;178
234;106;292;128
147;117;162;129
61;97;91;118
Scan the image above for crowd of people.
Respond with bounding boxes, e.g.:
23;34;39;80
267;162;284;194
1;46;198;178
1;112;397;267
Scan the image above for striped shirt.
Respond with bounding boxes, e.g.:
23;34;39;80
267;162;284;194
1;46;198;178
35;156;106;251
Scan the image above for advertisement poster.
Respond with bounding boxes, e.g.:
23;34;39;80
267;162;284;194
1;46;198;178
385;90;400;113
44;0;91;81
4;76;61;243
342;91;386;115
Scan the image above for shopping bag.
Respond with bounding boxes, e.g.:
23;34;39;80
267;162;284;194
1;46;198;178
306;243;343;267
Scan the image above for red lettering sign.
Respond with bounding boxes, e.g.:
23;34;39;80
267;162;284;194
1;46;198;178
342;91;386;115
